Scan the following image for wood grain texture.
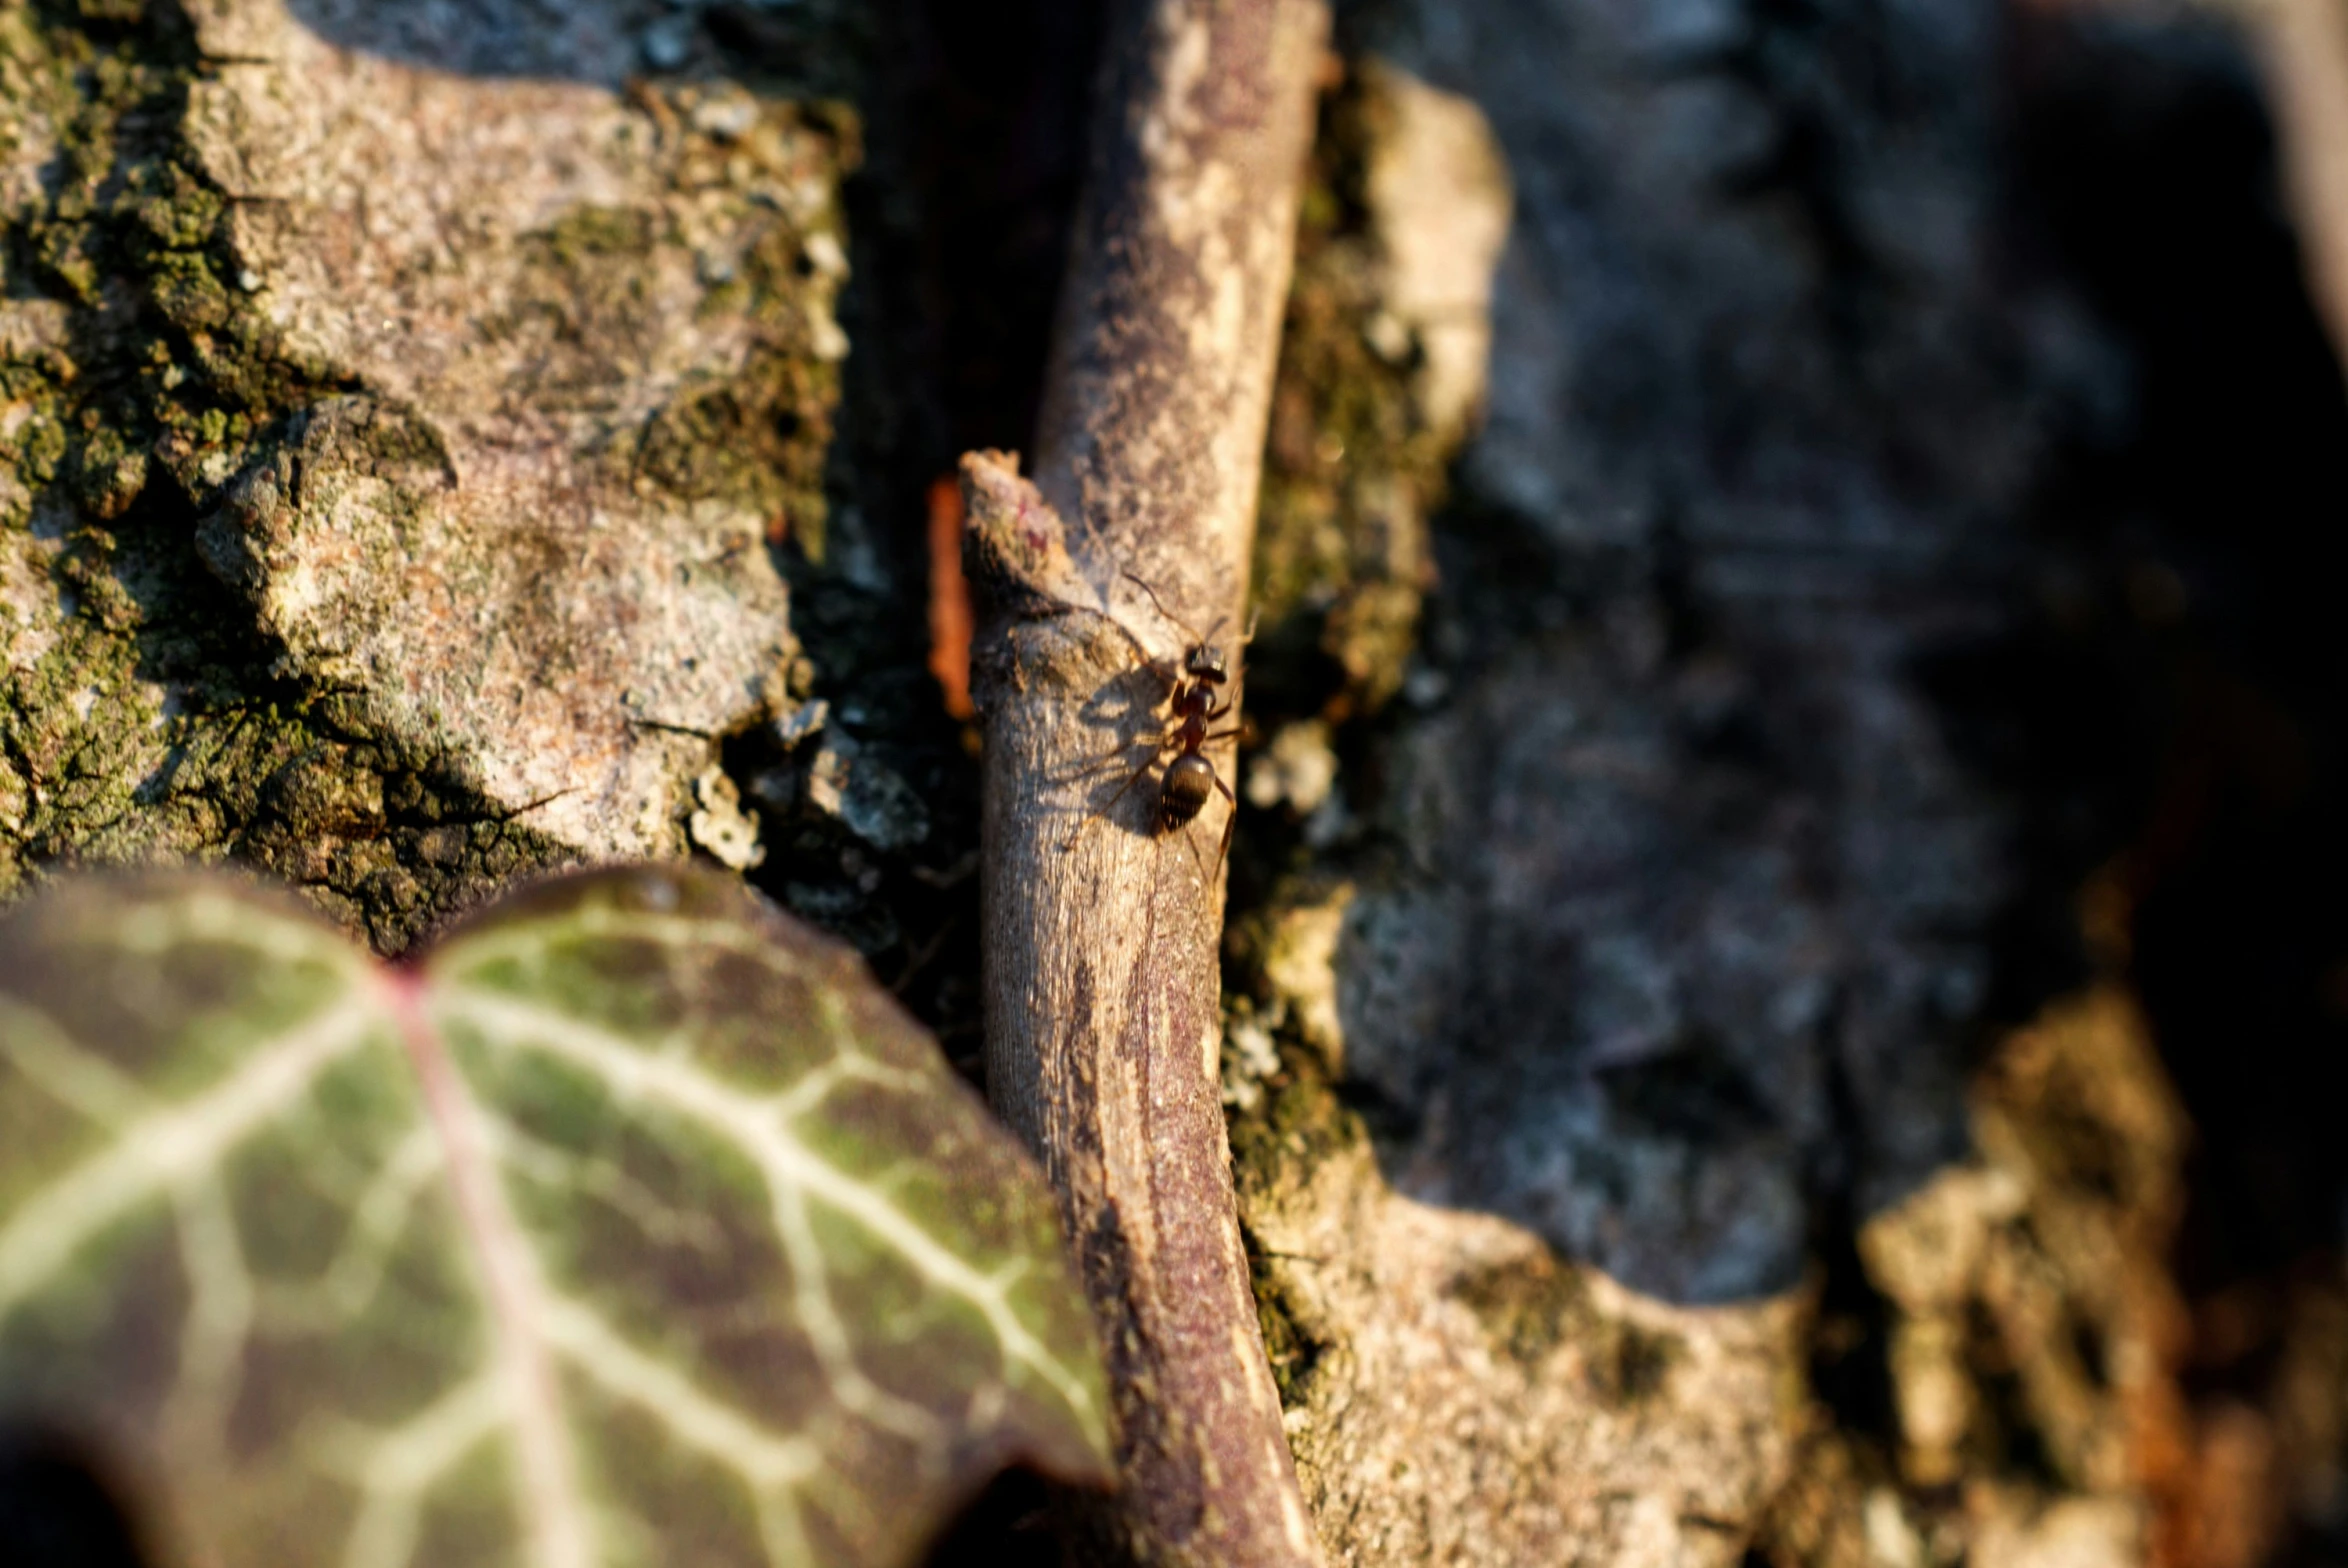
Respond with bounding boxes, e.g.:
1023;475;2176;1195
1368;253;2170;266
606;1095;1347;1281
964;1;1330;1563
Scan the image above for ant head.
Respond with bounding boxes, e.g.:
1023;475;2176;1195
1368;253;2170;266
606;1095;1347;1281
1184;643;1230;684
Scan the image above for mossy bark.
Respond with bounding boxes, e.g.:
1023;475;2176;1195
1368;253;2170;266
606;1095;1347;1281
1217;6;2348;1566
0;0;853;951
9;4;2346;1567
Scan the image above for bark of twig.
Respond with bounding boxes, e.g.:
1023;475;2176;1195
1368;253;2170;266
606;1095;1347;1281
2243;0;2348;375
963;1;1330;1565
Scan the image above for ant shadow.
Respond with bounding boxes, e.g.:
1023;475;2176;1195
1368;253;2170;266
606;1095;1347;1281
1055;659;1172;827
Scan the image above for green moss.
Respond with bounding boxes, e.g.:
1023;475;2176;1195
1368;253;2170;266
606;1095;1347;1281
127;156;221;249
0;369;71;498
1229;1044;1365;1214
1246;1228;1328;1409
494;105;848;564
634;340;835;549
1247;74;1452;722
1226;1038;1360;1410
541;202;657;264
0;4;564;948
1450;1255;1588;1366
618;105;849;560
70;421;145;517
1449;1251;1687;1402
0;615;163;894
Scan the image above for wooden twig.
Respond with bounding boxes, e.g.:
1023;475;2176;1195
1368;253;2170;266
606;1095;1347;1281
963;1;1330;1564
2241;0;2348;376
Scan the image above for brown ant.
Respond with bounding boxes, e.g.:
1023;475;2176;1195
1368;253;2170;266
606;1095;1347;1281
1062;570;1249;866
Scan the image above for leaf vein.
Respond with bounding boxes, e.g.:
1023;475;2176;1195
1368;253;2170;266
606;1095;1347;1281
439;988;1107;1449
0;995;381;1320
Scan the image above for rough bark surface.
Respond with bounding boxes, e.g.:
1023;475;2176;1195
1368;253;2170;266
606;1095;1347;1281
1213;2;2348;1564
7;1;2347;1565
0;0;848;949
966;1;1330;1564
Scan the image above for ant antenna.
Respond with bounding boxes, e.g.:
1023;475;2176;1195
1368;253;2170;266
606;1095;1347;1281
1121;568;1258;653
1121;568;1210;650
1197;607;1259;650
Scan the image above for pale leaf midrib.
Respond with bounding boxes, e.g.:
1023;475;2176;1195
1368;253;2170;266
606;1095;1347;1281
0;875;1111;1568
384;973;593;1568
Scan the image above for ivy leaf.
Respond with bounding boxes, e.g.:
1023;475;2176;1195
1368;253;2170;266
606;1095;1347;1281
0;865;1109;1567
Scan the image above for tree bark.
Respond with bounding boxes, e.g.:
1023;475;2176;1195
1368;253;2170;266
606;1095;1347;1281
965;1;1330;1564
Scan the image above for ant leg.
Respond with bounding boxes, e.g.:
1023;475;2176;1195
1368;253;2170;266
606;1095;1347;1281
1210;771;1240;872
1207;652;1252;721
1065;739;1151;782
1059;717;1182;784
1061;755;1158;853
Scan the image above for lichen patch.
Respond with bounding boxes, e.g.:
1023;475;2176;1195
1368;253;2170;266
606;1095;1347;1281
174;13;845;858
0;0;856;944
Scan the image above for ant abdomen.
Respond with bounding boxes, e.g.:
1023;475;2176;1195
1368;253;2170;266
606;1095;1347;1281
1159;753;1218;832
